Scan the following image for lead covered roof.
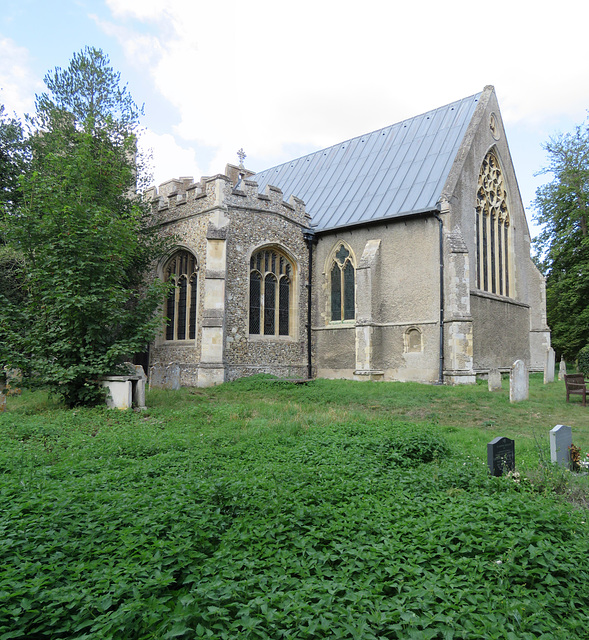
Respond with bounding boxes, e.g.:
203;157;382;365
250;92;482;231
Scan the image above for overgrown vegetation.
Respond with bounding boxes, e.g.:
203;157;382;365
1;375;589;639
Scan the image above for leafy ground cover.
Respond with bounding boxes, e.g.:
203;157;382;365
1;375;589;639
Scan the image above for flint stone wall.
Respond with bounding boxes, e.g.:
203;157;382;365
148;173;310;386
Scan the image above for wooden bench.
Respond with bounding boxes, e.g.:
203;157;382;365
564;374;588;406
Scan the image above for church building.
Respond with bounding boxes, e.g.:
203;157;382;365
145;85;550;387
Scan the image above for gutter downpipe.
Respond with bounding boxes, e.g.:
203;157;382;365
433;208;445;385
303;228;317;380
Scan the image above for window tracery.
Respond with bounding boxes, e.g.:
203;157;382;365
476;150;512;297
164;250;198;341
330;244;355;321
249;248;293;336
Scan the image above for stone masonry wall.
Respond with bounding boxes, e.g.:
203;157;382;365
147;172;311;386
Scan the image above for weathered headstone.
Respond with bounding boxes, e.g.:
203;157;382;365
488;368;502;392
544;347;555;384
149;363;180;390
558;356;566;381
550;424;573;468
0;371;6;413
5;368;22;396
487;437;515;476
167;364;181;390
510;359;529;402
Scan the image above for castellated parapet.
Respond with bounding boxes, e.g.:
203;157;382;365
148;171;312;388
145;174;310;230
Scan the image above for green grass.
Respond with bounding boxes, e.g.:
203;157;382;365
1;375;589;639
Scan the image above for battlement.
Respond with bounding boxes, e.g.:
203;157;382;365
146;172;310;227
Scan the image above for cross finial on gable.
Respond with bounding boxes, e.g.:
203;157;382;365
237;148;246;168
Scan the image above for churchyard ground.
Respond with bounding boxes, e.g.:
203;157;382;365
1;374;589;639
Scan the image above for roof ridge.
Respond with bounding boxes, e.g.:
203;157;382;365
250;89;485;231
253;90;483;177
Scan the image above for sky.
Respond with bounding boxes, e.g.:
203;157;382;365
2;0;589;240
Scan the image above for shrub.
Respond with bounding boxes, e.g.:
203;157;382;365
578;344;589;377
379;426;451;466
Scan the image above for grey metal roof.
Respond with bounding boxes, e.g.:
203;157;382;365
251;91;482;231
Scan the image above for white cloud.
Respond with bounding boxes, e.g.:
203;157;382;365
98;0;589;186
140;128;203;187
0;37;42;116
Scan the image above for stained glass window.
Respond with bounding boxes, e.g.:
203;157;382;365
476;149;512;297
164;250;198;341
249;248;294;336
330;244;355;322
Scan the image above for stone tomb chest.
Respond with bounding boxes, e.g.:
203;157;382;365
101;365;146;410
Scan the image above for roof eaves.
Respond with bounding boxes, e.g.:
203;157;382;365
314;206;441;235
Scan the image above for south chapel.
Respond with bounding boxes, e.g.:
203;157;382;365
144;85;550;387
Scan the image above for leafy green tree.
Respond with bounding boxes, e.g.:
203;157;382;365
533;122;589;361
0;105;29;350
0;47;169;406
0;104;28;214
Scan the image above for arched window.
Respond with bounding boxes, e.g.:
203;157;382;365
476;150;512;297
164;250;198;341
249;248;293;336
330;244;355;321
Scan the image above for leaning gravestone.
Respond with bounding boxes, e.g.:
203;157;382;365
550;424;572;468
543;347;555;384
558;356;566;381
488;368;502;392
510;359;529;402
487;437;515;476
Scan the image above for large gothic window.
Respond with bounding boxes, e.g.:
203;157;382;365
164;250;198;341
476;150;512;297
249;248;293;336
330;244;355;321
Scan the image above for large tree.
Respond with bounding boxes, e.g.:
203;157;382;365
533;122;589;361
0;47;168;406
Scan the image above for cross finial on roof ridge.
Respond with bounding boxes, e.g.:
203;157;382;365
237;148;246;168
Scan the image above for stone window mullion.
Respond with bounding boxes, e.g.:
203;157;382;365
163;250;199;342
476;149;512;298
249;248;294;337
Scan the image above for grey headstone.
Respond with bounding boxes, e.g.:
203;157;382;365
487;437;515;476
488;368;502;392
149;364;180;390
149;365;165;388
510;359;529;402
167;364;181;390
558;356;566;381
550;424;572;467
544;347;555;384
